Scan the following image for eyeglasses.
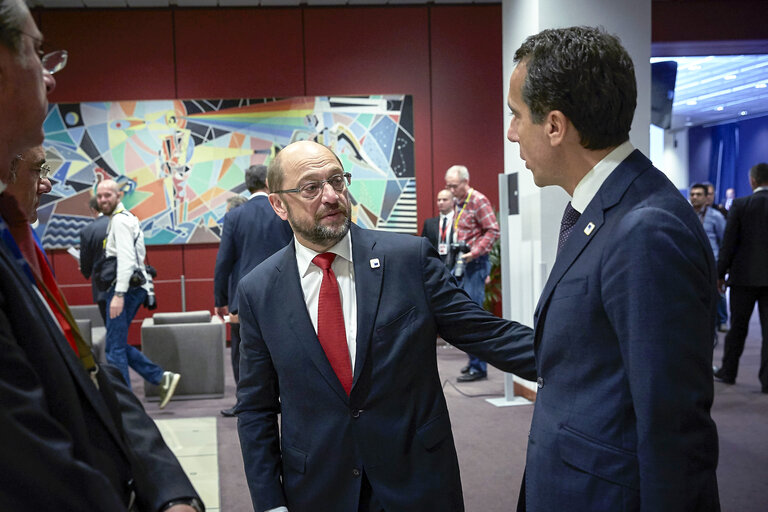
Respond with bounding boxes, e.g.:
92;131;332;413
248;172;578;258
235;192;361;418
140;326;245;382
41;50;68;74
273;172;352;199
15;154;53;180
17;31;68;74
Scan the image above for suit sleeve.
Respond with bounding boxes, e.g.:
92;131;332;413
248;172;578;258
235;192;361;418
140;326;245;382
101;364;203;512
418;237;537;380
235;279;285;511
717;201;742;279
214;210;237;308
80;228;94;279
0;306;127;511
602;207;717;511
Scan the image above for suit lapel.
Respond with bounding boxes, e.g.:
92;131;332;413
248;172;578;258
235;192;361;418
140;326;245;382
0;244;129;453
533;150;651;333
277;241;351;402
350;226;384;390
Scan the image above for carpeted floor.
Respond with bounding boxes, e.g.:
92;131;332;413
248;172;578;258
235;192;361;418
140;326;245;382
136;308;768;511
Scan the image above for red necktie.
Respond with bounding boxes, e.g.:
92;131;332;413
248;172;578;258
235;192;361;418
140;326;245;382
313;252;353;394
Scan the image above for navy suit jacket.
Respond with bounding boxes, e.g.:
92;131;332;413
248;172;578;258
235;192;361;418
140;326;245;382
717;188;768;286
0;239;199;510
79;214;109;306
236;224;535;512
523;150;720;511
214;194;293;312
421;215;456;267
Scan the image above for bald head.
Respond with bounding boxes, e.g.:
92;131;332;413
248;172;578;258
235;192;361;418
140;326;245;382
96;179;122;216
268;141;342;194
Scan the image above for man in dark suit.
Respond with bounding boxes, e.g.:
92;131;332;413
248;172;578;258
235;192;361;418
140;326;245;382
715;162;768;392
236;140;535;512
420;188;456;269
79;196;110;322
214;164;293;416
506;27;720;510
0;3;201;510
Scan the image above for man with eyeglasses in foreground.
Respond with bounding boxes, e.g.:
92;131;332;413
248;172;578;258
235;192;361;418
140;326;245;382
236;140;536;512
0;2;202;510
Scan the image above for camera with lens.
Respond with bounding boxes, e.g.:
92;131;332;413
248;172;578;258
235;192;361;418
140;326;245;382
450;241;472;277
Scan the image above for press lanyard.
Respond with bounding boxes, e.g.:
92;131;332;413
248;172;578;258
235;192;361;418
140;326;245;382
453;189;473;231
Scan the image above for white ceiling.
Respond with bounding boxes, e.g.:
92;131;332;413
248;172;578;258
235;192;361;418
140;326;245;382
30;0;497;6
652;54;768;130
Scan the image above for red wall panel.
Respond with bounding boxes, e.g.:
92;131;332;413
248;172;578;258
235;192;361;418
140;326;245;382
175;8;305;99
303;7;433;225
430;5;504;214
40;9;176;102
183;244;218;278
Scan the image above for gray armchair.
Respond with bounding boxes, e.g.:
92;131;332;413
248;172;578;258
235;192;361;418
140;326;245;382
142;310;225;401
70;304;106;363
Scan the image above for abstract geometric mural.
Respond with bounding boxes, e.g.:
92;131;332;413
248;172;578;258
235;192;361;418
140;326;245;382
38;95;415;249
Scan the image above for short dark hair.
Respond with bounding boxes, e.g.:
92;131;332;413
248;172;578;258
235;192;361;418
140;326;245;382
0;0;27;52
245;164;267;193
689;183;708;196
750;163;768;186
88;195;100;213
513;26;637;150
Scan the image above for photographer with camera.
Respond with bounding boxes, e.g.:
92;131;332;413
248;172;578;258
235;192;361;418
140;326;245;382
97;179;180;407
445;165;500;382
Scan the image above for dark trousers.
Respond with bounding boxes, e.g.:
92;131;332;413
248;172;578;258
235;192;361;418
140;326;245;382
720;285;768;387
230;322;241;384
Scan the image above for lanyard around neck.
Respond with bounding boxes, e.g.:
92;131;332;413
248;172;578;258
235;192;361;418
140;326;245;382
453;189;473;231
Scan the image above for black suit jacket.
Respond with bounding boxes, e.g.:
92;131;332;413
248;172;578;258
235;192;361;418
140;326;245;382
236;224;535;511
214;194;293;312
421;215;455;268
80;215;110;307
717;188;768;287
0;240;200;510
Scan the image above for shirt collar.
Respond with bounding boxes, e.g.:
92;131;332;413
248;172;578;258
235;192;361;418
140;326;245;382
250;191;269;199
571;141;635;213
295;229;353;277
754;186;768;193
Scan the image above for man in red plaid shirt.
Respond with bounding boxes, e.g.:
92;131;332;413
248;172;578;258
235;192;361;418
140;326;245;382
445;165;500;382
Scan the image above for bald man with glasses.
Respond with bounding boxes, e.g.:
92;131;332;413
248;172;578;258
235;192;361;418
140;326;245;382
235;140;535;512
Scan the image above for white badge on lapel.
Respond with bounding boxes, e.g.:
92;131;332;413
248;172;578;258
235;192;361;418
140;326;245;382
584;222;595;235
370;258;380;269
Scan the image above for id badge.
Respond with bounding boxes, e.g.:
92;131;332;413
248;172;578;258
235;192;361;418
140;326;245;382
438;243;448;256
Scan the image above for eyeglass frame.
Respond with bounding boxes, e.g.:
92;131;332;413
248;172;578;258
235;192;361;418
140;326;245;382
272;172;352;199
15;153;53;180
15;31;68;74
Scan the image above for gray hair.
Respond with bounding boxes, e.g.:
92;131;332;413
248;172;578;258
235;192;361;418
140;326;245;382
445;165;469;182
0;0;28;52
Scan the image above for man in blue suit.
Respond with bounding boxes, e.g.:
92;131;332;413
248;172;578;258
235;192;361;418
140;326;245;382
236;140;536;512
506;27;720;511
214;164;293;416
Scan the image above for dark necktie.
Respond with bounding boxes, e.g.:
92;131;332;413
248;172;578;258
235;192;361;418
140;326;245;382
440;216;448;242
312;252;353;394
557;201;581;254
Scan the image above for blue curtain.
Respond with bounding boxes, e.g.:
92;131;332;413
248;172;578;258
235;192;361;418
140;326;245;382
707;123;739;204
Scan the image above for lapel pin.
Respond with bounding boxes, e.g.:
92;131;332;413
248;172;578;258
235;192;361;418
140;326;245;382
584;222;595;235
370;258;380;269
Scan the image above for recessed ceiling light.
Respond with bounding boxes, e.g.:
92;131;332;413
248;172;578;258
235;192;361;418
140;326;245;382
715;106;724;111
686;100;698;105
724;74;737;80
757;83;768;89
740;111;748;116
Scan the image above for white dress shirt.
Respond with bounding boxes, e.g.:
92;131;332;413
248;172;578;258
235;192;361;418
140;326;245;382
571;141;635;213
294;230;358;373
439;210;455;243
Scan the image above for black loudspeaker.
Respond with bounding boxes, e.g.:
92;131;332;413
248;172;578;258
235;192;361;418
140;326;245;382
651;61;678;129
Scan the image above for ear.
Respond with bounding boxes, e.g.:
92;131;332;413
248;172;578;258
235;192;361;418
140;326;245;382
545;110;568;146
268;193;289;221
